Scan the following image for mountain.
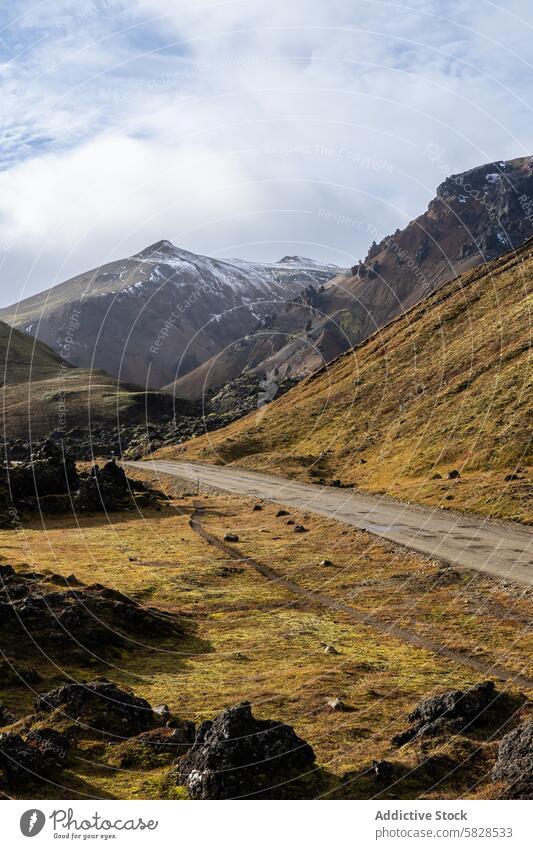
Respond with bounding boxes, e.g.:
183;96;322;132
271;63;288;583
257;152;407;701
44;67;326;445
166;155;533;399
157;239;533;522
0;320;173;439
3;156;532;401
0;242;340;390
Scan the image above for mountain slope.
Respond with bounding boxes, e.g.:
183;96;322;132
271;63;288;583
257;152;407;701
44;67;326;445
0;242;339;390
338;154;533;336
157;240;533;522
0;321;173;439
167;155;533;399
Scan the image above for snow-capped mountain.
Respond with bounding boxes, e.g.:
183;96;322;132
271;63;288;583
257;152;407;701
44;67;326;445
0;241;341;389
2;155;531;402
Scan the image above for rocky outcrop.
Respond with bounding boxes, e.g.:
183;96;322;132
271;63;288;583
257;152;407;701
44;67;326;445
0;565;180;655
0;731;64;784
34;681;155;738
1;441;164;520
493;721;533;799
392;681;496;747
74;460;134;512
177;701;316;799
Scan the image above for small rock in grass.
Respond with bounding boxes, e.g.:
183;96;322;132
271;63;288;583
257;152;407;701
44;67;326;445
294;525;307;533
327;697;345;712
223;533;239;543
431;473;442;480
286;519;295;526
276;509;289;517
252;504;263;511
324;645;340;655
320;559;333;567
447;469;461;479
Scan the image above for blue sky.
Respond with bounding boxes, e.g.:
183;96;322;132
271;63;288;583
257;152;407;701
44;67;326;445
0;0;532;306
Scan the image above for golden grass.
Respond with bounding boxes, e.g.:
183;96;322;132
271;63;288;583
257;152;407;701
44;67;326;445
0;492;530;799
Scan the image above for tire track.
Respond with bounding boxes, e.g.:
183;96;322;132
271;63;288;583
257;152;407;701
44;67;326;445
190;506;533;690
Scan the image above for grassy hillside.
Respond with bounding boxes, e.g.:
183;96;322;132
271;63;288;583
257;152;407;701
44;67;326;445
157;242;532;522
0;321;173;438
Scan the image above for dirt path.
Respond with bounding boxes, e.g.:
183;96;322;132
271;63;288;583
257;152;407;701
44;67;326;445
189;506;533;689
126;460;533;586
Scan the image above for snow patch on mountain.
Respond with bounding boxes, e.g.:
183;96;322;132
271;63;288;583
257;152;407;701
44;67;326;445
132;240;341;295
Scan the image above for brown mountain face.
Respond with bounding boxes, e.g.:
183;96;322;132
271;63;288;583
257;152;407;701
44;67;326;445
168;155;533;399
0;242;339;391
0;320;174;439
340;154;533;337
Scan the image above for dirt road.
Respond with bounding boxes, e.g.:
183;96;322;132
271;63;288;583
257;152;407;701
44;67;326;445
126;460;533;586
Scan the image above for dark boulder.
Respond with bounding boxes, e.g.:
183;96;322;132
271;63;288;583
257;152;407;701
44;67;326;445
0;731;60;783
74;459;131;512
34;680;155;737
26;728;70;764
177;701;315;799
223;533;239;543
493;721;533;799
372;759;394;785
392;681;496;747
0;568;179;653
9;439;79;500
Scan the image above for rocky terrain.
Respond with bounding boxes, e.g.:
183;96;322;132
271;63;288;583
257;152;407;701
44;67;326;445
1;371;297;462
0;439;166;524
0;482;530;800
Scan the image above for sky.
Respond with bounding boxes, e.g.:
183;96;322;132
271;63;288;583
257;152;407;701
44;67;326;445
0;0;532;307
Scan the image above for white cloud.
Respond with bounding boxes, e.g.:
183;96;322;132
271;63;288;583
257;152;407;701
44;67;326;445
0;0;532;305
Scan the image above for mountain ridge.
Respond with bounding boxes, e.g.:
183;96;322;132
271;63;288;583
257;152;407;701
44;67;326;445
0;243;340;390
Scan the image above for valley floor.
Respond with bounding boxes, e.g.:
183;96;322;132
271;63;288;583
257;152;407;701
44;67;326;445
0;481;531;799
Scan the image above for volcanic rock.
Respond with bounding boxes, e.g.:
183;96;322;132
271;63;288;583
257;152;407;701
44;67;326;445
0;731;62;784
223;533;239;543
392;681;496;747
0;568;179;654
177;701;315;799
492;721;533;799
34;681;155;737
